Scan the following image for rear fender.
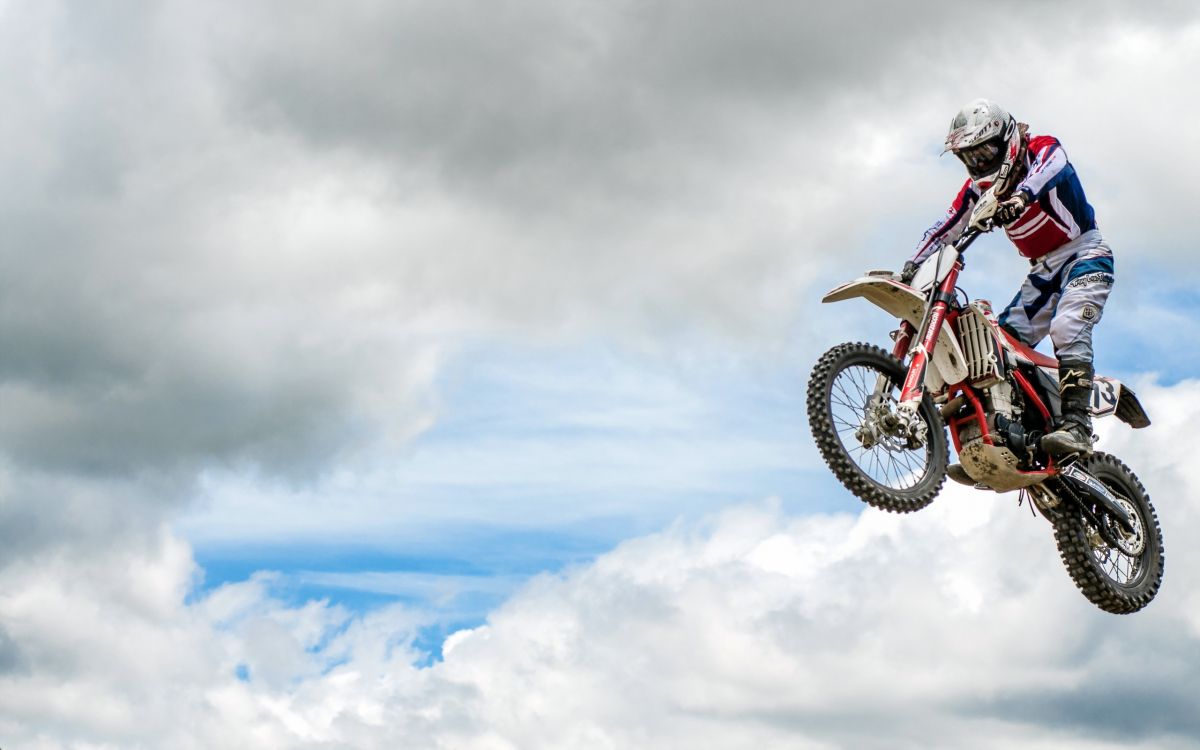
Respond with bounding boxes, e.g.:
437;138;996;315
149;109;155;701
1092;377;1151;428
823;276;969;388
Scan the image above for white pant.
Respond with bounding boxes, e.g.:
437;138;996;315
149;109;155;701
997;230;1115;364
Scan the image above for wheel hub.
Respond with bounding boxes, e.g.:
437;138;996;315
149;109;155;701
1104;495;1145;556
856;397;926;451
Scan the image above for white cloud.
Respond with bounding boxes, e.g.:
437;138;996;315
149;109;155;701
1;380;1197;748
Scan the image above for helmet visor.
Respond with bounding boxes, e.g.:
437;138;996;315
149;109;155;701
954;139;1003;178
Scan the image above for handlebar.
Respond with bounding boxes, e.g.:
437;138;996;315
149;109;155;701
953;227;984;253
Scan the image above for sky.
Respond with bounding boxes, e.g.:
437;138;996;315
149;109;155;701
1;1;1200;748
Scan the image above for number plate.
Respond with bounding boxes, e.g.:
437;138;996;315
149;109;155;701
1091;377;1120;418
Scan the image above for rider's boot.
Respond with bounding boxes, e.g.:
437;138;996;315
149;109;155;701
1042;360;1095;457
947;463;974;486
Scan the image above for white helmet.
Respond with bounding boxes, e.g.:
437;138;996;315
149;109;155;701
944;99;1023;191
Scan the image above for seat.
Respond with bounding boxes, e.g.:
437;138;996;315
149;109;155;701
998;328;1058;369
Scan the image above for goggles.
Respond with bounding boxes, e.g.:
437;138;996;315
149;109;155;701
954;139;1003;178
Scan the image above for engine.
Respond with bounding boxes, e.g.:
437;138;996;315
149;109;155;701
952;305;1044;491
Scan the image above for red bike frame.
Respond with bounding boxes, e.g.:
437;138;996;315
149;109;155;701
890;229;1058;477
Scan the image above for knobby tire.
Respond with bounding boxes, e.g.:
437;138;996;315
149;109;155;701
1051;452;1164;614
807;342;948;513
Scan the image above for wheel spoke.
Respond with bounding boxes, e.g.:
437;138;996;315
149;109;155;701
1085;502;1145;586
884;448;907;487
831;392;864;415
827;363;934;491
850;366;871;403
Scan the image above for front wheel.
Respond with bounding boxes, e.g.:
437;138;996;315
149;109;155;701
1051;453;1164;614
807;342;948;513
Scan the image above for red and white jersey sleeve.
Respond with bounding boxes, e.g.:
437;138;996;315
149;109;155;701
911;179;975;264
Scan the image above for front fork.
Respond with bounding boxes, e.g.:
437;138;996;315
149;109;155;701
891;320;916;362
865;261;963;447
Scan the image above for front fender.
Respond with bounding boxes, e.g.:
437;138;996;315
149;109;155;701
823;276;969;389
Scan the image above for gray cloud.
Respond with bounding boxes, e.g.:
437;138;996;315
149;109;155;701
967;684;1200;743
0;12;440;482
211;1;1197;202
212;0;966;215
0;625;28;675
3;0;1197;483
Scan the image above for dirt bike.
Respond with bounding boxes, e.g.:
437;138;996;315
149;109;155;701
806;215;1164;615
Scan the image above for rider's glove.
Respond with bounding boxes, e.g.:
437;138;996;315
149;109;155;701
900;260;919;285
995;192;1030;225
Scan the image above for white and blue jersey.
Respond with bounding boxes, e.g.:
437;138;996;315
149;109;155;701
913;134;1099;262
912;133;1115;364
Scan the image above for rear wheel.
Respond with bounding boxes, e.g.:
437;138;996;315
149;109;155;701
1051;453;1164;614
807;342;948;513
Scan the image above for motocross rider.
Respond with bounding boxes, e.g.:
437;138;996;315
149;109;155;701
902;99;1115;479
